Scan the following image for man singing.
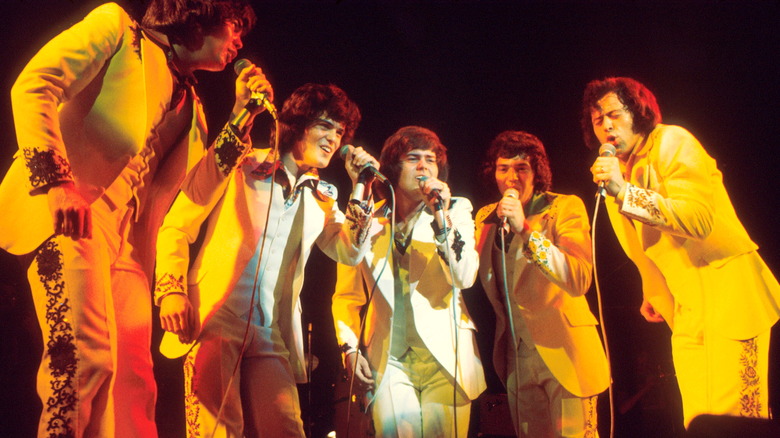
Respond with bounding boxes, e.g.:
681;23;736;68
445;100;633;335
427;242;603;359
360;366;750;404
154;83;377;437
332;125;485;437
585;76;780;427
0;1;265;436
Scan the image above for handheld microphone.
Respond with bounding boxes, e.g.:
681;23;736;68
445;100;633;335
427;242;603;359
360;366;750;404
233;58;277;119
500;188;520;228
338;145;388;183
416;175;443;211
338;144;387;203
596;143;617;198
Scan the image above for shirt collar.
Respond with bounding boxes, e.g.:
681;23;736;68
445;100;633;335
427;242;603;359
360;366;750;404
141;28;197;88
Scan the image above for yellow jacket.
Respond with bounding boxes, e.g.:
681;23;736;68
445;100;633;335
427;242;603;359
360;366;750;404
475;192;610;398
0;3;207;278
606;124;780;339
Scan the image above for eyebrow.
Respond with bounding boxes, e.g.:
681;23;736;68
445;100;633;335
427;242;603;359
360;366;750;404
313;117;344;130
406;151;436;157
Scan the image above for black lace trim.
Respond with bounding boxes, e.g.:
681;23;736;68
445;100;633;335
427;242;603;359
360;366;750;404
215;126;248;176
23;148;73;190
37;238;77;437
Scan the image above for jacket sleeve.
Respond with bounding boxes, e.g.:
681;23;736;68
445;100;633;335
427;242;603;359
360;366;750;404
433;197;479;289
316;196;373;266
11;3;128;193
619;126;716;240
332;262;368;358
179;124;252;206
152;126;256;305
524;195;593;297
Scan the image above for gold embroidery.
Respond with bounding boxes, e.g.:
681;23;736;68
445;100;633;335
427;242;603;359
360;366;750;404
739;338;761;417
184;352;201;437
583;395;598;437
155;273;185;298
526;231;555;277
626;185;662;222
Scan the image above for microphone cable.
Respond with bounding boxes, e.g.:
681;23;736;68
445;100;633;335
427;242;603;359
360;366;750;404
344;184;395;438
497;219;522;433
437;202;462;438
210;113;280;438
414;180;462;436
591;189;615;438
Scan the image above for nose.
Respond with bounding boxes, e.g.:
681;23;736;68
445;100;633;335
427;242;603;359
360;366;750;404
417;160;433;174
234;34;244;50
602;117;613;131
325;128;339;144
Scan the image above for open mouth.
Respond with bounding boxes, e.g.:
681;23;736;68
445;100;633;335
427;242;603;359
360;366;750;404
320;145;333;155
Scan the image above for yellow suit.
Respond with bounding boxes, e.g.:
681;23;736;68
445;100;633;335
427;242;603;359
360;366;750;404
605;124;780;424
0;4;208;437
475;192;609;436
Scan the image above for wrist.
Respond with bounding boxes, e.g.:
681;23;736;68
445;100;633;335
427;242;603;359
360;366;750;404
616;183;628;203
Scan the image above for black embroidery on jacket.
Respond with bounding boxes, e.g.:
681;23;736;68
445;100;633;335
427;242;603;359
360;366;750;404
23;148;73;190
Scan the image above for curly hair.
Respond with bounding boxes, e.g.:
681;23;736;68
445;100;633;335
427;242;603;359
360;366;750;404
142;0;256;44
379;125;449;186
580;77;662;150
481;131;552;194
272;83;361;155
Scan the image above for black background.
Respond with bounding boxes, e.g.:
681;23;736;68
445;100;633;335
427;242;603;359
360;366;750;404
1;1;779;437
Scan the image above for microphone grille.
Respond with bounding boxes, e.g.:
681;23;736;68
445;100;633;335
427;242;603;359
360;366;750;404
338;144;352;161
233;58;251;75
598;143;616;157
504;188;519;199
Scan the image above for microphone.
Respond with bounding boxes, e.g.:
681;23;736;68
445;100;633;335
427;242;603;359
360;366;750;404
338;144;387;203
233;58;277;119
338;145;388;184
596;143;617;198
500;188;519;228
416;175;443;211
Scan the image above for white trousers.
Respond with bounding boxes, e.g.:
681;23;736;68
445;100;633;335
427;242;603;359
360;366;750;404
28;197;157;438
372;347;471;438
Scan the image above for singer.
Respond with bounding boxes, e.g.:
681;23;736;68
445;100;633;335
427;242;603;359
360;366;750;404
332;126;485;437
153;83;377;437
0;1;262;437
475;131;609;437
584;77;780;427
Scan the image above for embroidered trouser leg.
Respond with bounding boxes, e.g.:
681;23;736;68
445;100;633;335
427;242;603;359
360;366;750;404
672;303;771;427
506;341;599;438
372;347;471;438
184;311;305;438
28;198;157;438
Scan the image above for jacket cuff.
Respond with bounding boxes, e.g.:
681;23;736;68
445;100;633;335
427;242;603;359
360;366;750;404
154;272;186;306
214;124;251;177
346;201;373;246
523;230;555;278
620;183;664;225
23;147;73;192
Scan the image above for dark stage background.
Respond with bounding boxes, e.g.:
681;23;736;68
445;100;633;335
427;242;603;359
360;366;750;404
1;1;779;437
